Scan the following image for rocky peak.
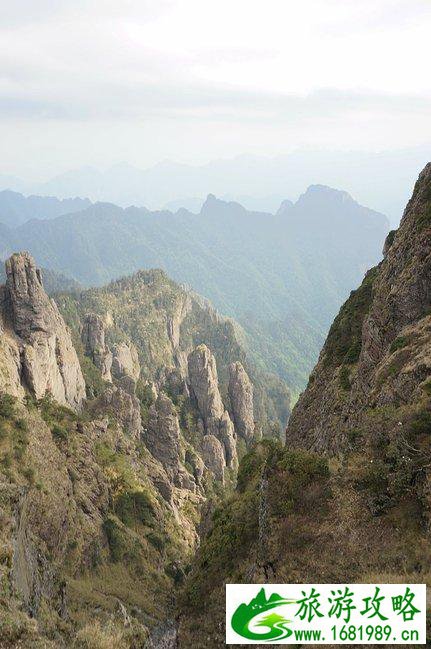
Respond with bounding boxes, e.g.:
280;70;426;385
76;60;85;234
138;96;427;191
200;194;246;217
296;184;355;209
144;392;196;495
1;252;85;409
81;313;112;382
187;344;224;420
228;361;254;443
276;199;294;216
188;344;238;474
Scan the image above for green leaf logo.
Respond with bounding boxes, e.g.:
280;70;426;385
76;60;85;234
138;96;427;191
231;588;296;641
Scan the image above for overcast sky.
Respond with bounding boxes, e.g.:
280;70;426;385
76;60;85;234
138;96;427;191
1;0;431;179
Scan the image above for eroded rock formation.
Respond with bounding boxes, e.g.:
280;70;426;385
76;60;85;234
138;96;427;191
228;361;254;443
0;252;85;409
81;313;113;382
188;344;238;475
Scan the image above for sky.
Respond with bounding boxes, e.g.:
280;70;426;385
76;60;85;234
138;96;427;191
1;0;431;180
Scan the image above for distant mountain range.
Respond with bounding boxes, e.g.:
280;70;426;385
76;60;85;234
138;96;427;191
0;185;389;394
0;190;90;228
1;147;429;226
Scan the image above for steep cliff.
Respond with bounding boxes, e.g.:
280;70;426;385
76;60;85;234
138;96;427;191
0;251;285;647
288;162;431;455
178;164;431;648
0;252;85;409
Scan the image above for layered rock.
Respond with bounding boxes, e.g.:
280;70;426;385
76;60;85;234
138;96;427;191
81;313;112;382
0;252;85;409
228;361;254;443
188;344;238;475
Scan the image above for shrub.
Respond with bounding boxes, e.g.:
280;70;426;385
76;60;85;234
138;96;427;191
22;466;35;485
103;518;126;562
51;424;69;442
410;409;431;435
146;531;166;552
324;267;378;367
80;356;107;400
390;336;409;353
0;394;16;419
114;490;155;528
278;449;329;487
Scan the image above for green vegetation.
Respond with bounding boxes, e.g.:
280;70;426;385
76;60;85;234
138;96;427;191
114;490;155;528
324;267;379;367
410;408;431;435
384;229;396;250
390;336;409;353
57;268;291;434
339;365;351;391
180;441;330;613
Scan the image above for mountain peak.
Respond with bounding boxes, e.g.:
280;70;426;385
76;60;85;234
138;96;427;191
298;184;355;206
200;193;247;216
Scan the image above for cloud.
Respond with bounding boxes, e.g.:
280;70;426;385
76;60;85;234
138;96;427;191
0;0;430;177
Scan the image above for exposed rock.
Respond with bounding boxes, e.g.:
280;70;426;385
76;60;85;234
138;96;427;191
201;435;225;483
167;294;192;350
208;411;237;469
188;344;238;471
287;162;431;455
111;342;140;386
187;344;224;420
145;393;181;482
81;313;112;382
185;449;204;485
1;252;85;409
144;393;196;493
92;386;142;439
228;361;254;443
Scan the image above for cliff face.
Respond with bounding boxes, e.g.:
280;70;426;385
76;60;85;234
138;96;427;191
0;252;85;409
287;162;431;454
188;344;239;479
0;252;274;647
178;164;431;648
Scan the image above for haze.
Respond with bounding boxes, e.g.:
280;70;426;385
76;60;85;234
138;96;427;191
1;0;431;223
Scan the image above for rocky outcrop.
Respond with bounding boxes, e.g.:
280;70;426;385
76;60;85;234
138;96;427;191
201;435;225;483
144;393;195;492
111;342;140;384
1;252;85;409
167;294;192;350
81;313;112;382
91;385;142;439
188;344;238;474
287;163;431;454
145;393;181;482
228;361;254;443
187;344;224;421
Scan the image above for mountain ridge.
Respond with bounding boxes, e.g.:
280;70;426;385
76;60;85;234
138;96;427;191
177;161;431;648
0;186;389;395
